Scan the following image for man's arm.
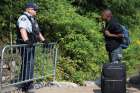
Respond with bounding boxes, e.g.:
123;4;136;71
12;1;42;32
105;18;124;38
18;15;30;41
20;28;29;41
105;30;123;38
38;32;45;41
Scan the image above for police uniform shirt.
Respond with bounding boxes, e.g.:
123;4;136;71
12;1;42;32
17;12;34;33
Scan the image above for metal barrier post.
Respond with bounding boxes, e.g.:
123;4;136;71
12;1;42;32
0;60;3;93
53;48;58;81
0;46;6;93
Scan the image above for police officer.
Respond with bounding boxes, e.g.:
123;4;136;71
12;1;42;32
16;2;47;92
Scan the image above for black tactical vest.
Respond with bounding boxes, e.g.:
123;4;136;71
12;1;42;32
16;13;40;44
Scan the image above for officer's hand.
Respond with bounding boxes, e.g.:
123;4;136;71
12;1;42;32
24;40;33;47
42;40;48;48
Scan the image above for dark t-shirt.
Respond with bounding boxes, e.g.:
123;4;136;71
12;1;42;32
104;17;123;52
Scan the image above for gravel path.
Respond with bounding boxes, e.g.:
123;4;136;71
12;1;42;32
2;86;140;93
2;84;140;93
35;86;140;93
35;86;95;93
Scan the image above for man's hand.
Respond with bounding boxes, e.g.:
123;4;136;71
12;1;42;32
117;34;124;38
42;39;48;48
43;39;48;44
24;40;33;47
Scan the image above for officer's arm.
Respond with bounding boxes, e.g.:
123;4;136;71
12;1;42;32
20;28;29;41
105;30;123;38
38;32;45;41
18;16;29;41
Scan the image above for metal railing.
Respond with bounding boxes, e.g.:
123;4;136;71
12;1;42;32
0;43;58;92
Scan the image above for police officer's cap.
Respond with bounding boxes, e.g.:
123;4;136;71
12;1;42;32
25;2;39;10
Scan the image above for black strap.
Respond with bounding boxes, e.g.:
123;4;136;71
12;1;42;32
23;13;40;35
21;13;40;43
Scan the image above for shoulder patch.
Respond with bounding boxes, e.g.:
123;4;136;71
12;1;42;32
20;17;26;21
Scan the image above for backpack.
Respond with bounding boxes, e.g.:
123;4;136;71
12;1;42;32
120;25;131;49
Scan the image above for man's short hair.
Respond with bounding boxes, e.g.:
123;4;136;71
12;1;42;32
102;9;112;17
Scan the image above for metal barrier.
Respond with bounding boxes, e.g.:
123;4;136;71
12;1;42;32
0;43;58;92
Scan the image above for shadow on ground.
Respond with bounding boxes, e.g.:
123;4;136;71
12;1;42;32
128;73;140;89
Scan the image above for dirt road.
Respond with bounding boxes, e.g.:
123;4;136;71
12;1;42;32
35;87;98;93
35;86;140;93
2;85;140;93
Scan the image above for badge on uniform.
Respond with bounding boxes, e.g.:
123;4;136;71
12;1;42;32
21;17;26;21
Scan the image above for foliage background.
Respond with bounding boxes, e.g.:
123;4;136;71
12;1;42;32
1;0;140;84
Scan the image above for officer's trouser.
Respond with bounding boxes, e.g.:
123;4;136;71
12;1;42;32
19;46;35;89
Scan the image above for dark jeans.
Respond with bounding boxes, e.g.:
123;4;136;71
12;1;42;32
108;46;122;63
19;46;35;89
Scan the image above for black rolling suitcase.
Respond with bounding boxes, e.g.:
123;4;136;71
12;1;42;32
101;63;126;93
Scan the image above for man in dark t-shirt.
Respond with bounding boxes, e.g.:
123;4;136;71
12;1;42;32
101;9;123;63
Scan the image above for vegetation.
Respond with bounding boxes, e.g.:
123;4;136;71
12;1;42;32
1;0;140;84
